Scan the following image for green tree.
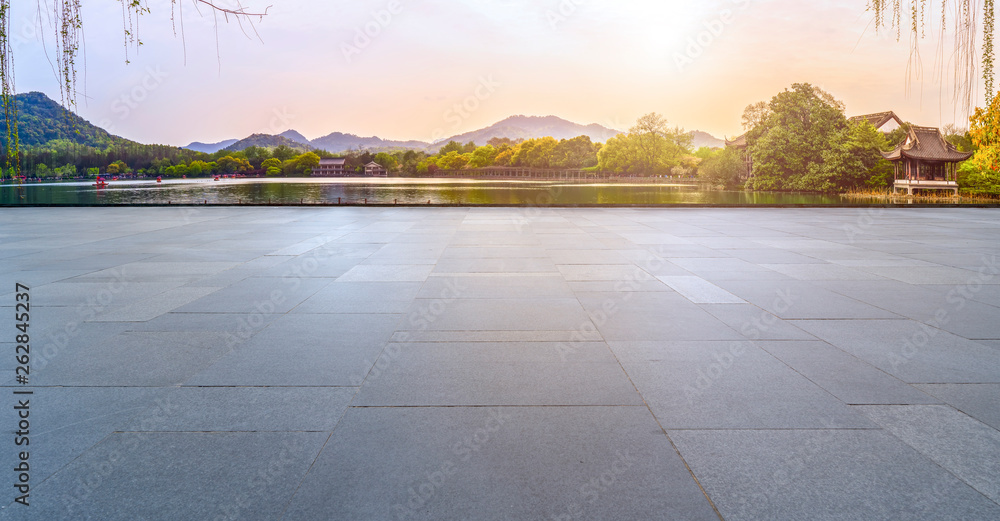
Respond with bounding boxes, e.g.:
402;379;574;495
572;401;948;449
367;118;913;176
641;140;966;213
438;141;464;156
597;113;690;175
215;156;251;174
373;152;399;172
437;151;470;170
748;84;859;191
551;136;599;168
698;147;743;189
271;145;297;162
242;146;271;167
467;145;497;168
295;152;321;175
260;158;282;172
188;160;209;176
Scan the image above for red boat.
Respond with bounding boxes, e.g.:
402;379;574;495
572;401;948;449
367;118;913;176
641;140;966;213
94;176;108;188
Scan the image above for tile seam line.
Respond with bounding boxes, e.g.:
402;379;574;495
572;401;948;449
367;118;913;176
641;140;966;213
856;406;1000;508
602;342;726;521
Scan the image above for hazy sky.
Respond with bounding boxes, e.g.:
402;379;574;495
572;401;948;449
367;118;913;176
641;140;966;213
13;0;991;146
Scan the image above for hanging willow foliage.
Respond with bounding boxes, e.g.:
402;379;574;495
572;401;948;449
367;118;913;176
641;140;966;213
868;0;997;108
0;0;17;181
0;0;268;176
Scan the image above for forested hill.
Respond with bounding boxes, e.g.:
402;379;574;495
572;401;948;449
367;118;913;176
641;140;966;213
224;133;314;153
1;91;132;148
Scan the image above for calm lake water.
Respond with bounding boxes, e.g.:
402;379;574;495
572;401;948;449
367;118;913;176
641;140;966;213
2;177;857;205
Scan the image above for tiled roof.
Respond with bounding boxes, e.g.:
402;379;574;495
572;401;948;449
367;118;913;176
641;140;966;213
849;111;903;130
882;126;974;162
725;133;747;148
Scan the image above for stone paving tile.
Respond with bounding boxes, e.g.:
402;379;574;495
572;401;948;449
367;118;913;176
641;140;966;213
761;263;887;281
122;386;356;431
91;286;220;322
419;274;574;299
174;276;334;314
441;246;549;258
714;280;901;319
389;330;604;343
668;257;772;274
698;304;816;340
295;281;423;313
915;384;1000;430
67;261;239;283
610;341;874;429
337;264;435;282
670;429;1000;521
0;432;329;520
757;341;939;404
657;276;745;304
2;207;999;520
857;405;1000;503
0;387;166;484
353;342;642;406
284;407;718;521
32;331;232;386
434;257;558;274
567;280;674;292
577;292;743;341
794;319;1000;383
187;313;401;386
859;265;996;285
725;249;829;264
398;298;592;332
557;264;656;281
545;249;629;264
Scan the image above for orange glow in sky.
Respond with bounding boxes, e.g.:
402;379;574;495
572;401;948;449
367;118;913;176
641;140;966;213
14;0;990;146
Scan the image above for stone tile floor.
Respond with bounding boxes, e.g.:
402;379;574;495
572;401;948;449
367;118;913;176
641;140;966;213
0;206;998;520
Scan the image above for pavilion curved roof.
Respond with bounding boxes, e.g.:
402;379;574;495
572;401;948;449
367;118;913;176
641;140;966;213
881;126;973;162
725;133;747;148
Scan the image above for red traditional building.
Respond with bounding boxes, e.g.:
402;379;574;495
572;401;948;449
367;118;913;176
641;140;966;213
882;126;973;196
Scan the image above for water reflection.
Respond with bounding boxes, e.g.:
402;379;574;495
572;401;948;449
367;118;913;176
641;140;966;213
1;178;855;205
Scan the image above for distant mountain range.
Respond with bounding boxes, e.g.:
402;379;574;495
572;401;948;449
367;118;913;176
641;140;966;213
184;139;238;153
0;92;726;155
689;130;725;149
184;114;727;154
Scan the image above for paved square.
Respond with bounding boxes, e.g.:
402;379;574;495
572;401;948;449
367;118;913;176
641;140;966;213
0;207;998;520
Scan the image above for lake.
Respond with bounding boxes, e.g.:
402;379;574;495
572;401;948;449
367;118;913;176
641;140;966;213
0;177;865;206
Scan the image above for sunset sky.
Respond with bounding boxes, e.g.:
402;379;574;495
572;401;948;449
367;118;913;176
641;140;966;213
13;0;993;146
